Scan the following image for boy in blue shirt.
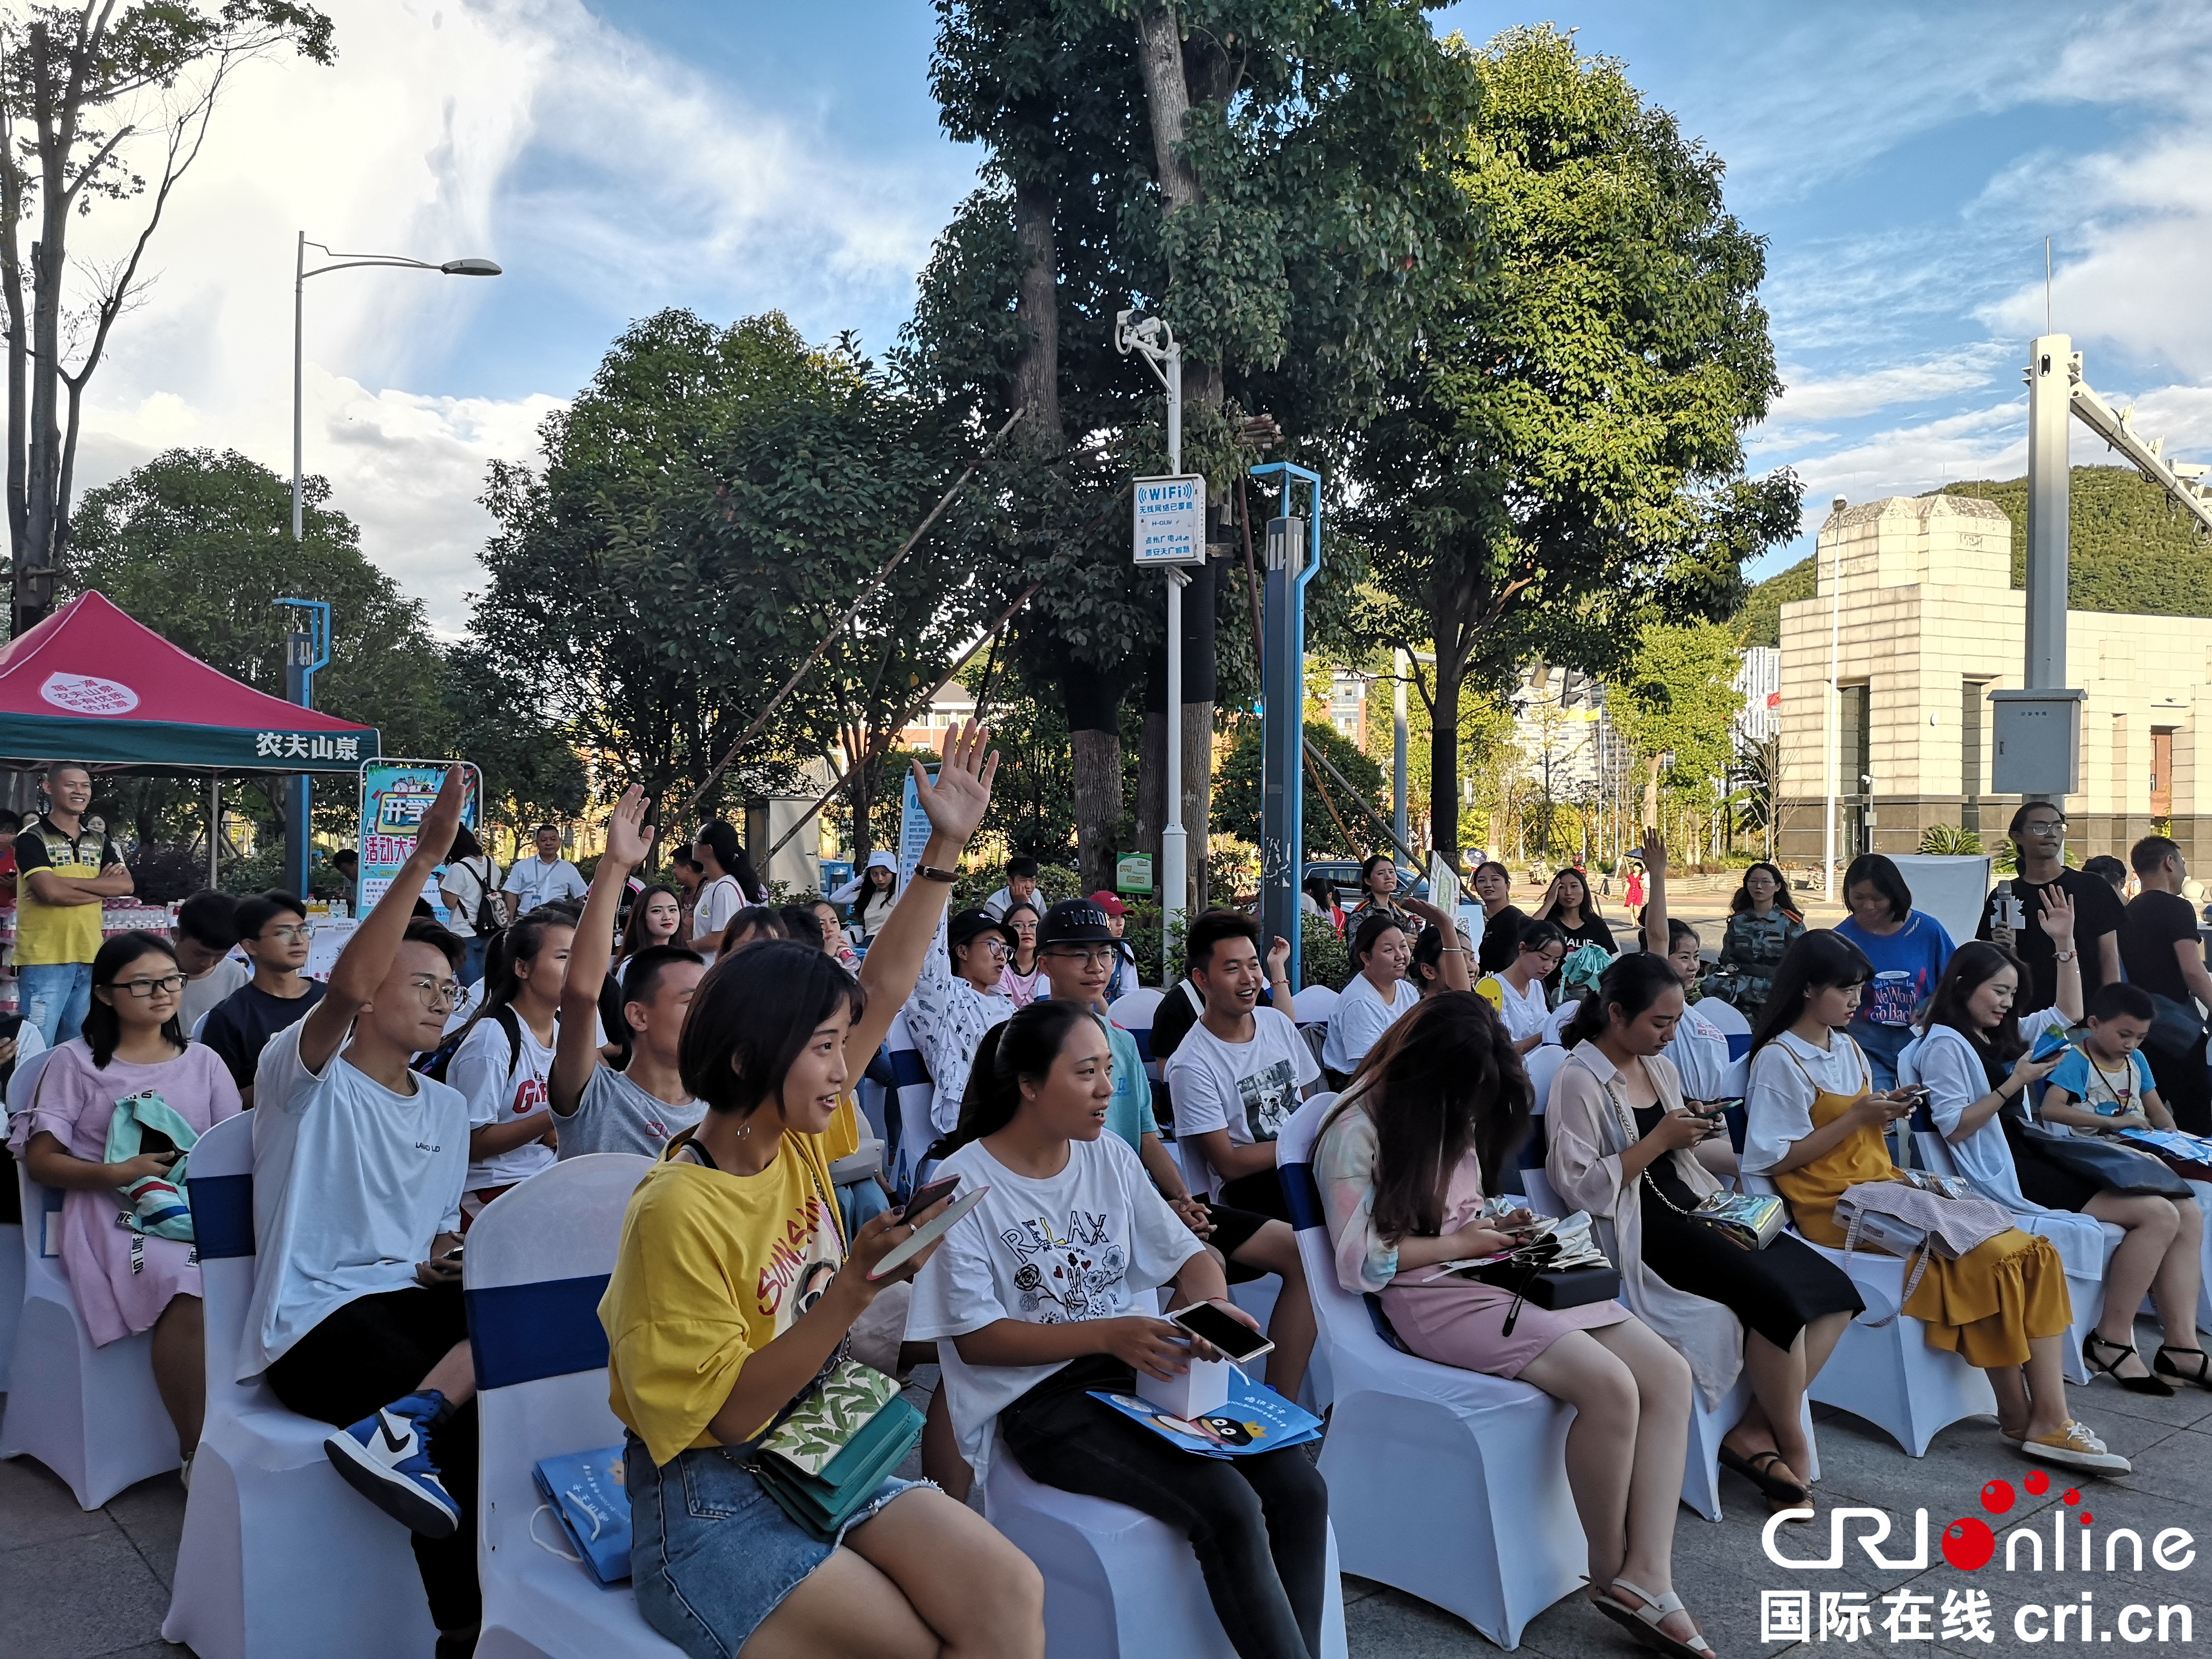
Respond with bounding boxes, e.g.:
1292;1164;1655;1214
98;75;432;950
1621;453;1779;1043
2040;982;2169;1136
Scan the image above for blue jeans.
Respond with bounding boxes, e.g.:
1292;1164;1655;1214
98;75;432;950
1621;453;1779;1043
18;961;92;1046
459;935;489;987
625;1435;921;1657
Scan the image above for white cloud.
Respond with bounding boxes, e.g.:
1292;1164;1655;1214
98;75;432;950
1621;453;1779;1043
49;0;976;634
1765;345;2009;428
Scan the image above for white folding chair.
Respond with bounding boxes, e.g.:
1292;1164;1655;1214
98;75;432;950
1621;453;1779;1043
1679;1370;1820;1524
1740;1173;1996;1456
0;1048;184;1508
465;1153;680;1659
2191;1181;2212;1336
982;1449;1348;1659
1510;1046;1568;1216
1275;1096;1586;1650
1290;983;1339;1027
1542;998;1580;1046
163;1113;436;1658
1696;998;1753;1061
0;1044;42;1389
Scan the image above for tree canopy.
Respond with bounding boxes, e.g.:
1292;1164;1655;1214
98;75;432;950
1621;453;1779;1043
1334;24;1798;859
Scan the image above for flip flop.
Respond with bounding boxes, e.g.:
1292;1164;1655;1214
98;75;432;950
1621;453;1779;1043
1720;1444;1807;1503
1594;1578;1715;1658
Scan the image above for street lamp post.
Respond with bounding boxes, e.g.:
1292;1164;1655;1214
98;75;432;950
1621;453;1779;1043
1115;311;1189;969
287;232;499;894
293;232;502;541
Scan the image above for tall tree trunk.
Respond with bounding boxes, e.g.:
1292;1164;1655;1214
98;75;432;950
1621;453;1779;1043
1643;755;1662;838
1134;649;1167;881
1064;659;1122;895
1429;652;1464;862
1011;171;1061;446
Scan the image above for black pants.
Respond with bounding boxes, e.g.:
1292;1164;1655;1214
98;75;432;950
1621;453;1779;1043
264;1282;479;1633
2144;1033;2212;1137
998;1355;1327;1659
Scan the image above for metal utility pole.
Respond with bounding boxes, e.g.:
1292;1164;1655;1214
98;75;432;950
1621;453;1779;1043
1823;496;1844;901
276;599;329;899
294;234;502;541
1392;648;1409;852
2025;336;2072;694
1118;312;1200;973
1253;463;1323;987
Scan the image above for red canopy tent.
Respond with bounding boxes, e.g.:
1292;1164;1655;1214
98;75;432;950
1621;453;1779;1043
0;591;378;772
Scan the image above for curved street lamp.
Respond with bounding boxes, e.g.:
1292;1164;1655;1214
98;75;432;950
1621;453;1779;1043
291;232;502;541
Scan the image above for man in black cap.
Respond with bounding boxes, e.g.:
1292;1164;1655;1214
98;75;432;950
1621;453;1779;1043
903;905;1016;1139
1035;899;1313;1399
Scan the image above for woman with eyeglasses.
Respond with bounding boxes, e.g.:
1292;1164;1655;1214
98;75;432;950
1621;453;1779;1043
12;932;242;1463
1980;804;2126;1012
998;901;1045;1008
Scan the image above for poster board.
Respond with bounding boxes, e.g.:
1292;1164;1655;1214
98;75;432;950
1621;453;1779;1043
896;767;938;888
1886;854;1993;947
357;759;481;926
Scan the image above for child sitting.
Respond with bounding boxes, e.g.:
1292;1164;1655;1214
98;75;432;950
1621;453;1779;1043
2040;983;2168;1136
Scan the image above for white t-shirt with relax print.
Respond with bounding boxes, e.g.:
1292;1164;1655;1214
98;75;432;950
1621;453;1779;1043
907;1133;1202;1485
449;1014;559;1191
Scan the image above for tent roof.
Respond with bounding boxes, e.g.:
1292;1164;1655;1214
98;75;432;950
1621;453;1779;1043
0;590;380;773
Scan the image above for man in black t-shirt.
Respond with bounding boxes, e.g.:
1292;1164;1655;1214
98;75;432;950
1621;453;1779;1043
1980;804;2124;1010
200;890;328;1105
2121;836;2212;1134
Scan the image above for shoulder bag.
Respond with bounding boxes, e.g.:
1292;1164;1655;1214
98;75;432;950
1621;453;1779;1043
1574;1052;1782;1250
1835;1179;2016;1319
2004;1109;2192;1199
2141;992;2206;1060
1453;1211;1621;1335
749;1357;923;1541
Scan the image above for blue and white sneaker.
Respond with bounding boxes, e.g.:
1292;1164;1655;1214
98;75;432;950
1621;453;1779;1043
324;1390;461;1538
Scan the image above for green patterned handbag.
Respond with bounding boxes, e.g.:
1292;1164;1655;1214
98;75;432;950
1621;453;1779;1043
751;1359;923;1541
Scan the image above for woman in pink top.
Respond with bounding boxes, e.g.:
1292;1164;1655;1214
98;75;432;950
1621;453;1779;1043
13;932;242;1458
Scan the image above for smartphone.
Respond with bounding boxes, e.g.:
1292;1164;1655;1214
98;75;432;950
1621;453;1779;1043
898;1175;961;1223
442;1245;465;1262
2030;1026;2072;1063
1167;1300;1277;1364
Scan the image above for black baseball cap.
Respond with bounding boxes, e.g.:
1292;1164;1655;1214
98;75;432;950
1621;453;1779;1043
1038;898;1131;957
947;908;1012;954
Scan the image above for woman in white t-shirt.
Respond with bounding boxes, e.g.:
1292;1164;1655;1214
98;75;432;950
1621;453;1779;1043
687;821;764;963
1474;919;1564;1056
1324;903;1469;1079
830;850;899;941
910;1001;1331;1659
444;910;573;1222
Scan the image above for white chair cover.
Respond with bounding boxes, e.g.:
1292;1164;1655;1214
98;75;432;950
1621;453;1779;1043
465;1153;679;1659
162;1111;436;1657
1290;984;1339;1026
1274;1095;1585;1648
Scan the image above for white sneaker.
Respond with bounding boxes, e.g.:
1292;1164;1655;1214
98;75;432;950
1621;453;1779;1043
2020;1420;2129;1474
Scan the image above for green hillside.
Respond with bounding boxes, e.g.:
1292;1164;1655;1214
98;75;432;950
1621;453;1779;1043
1734;465;2212;647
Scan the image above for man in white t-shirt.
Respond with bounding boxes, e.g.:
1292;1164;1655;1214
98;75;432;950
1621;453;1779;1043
979;854;1040;922
550;785;708;1159
499;822;586;923
243;769;485;1651
1161;907;1321;1395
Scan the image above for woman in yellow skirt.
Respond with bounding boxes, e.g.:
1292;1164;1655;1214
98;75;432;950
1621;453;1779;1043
1742;930;2128;1474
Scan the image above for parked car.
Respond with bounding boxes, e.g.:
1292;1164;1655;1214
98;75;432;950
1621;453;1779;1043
1302;859;1427;909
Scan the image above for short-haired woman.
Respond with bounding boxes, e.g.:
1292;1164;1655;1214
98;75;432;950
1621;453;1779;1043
1832;853;1956;1090
1474;918;1566;1057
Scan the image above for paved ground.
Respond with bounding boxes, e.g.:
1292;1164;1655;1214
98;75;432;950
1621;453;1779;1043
7;1313;2208;1659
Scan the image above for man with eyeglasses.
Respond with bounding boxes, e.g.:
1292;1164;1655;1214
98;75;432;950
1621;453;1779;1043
1980;803;2126;1011
200;891;328;1107
901;906;1015;1139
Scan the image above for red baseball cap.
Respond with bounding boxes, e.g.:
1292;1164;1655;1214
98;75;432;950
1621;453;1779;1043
1088;890;1127;918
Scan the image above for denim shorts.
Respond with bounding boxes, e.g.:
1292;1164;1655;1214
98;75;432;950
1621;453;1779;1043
624;1434;924;1658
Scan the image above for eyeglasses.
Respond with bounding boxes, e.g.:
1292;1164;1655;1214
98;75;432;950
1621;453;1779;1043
1044;947;1119;969
405;974;462;1010
2020;818;2067;835
112;973;186;998
971;939;1010;957
263;925;309;943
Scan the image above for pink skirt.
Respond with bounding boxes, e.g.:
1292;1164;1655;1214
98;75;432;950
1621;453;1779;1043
1380;1274;1628;1380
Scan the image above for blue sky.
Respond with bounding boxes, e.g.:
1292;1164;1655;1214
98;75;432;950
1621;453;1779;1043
69;0;2212;628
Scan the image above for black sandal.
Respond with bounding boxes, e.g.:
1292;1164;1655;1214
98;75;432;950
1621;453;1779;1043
2085;1332;2174;1396
1720;1444;1808;1503
2155;1345;2212;1391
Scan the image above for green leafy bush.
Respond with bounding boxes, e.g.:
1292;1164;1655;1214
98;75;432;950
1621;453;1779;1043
1918;825;1984;856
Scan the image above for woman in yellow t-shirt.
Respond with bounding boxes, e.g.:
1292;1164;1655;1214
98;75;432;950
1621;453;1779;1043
600;724;1042;1659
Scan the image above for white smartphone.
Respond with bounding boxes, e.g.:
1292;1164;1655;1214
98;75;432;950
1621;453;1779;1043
1167;1299;1276;1364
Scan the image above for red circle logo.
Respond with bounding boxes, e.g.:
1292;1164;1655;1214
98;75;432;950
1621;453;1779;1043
1943;1519;1995;1571
1980;1479;2015;1514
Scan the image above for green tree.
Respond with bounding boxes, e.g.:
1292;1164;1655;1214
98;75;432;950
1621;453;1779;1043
64;447;455;846
1338;25;1798;861
2;2;336;633
1214;718;1384;859
1604;619;1743;842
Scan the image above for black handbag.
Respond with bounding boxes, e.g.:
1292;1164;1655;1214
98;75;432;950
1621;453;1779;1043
1463;1223;1622;1333
2142;992;2207;1060
2005;1111;2192;1199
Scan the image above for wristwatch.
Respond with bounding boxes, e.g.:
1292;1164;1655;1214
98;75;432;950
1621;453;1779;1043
2053;949;2078;964
914;865;958;884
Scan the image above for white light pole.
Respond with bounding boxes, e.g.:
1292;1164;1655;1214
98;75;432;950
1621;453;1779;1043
1823;496;1845;901
294;232;502;541
1115;311;1187;962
